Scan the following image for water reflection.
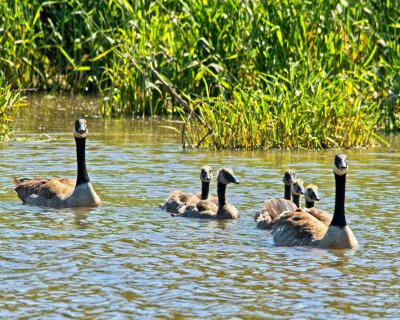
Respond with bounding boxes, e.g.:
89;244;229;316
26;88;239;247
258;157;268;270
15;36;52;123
0;96;399;319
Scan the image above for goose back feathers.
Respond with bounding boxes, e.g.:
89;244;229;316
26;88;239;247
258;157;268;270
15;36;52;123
303;184;332;225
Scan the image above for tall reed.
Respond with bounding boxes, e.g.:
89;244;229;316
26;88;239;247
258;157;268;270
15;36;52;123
1;0;399;148
0;76;25;142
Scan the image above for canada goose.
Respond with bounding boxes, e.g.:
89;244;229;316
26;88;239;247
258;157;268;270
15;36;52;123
290;178;305;208
271;154;358;249
14;119;101;208
283;169;296;200
303;184;332;225
304;184;320;208
177;168;240;219
160;165;214;214
255;173;304;230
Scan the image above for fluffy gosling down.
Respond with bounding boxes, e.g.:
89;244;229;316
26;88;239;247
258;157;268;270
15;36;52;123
175;168;240;219
255;171;304;230
14;119;101;208
160;166;216;214
271;154;358;249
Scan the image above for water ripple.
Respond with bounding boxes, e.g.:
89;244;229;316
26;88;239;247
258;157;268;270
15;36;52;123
0;104;399;318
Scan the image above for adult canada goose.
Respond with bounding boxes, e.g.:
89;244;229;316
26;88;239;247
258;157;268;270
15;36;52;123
271;154;358;249
255;174;304;230
160;166;215;214
177;168;240;219
14;119;101;208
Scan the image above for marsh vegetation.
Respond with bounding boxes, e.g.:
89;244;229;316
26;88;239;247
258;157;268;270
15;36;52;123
1;0;399;148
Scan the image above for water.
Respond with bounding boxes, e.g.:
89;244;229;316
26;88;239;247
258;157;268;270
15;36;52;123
1;95;399;319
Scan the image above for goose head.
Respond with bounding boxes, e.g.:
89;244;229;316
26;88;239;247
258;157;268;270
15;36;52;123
333;154;348;176
200;166;212;183
74;119;88;138
291;178;305;196
283;170;296;186
217;168;240;185
304;184;320;203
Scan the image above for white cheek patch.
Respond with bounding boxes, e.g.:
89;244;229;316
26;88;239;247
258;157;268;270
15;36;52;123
74;131;88;138
333;164;348;175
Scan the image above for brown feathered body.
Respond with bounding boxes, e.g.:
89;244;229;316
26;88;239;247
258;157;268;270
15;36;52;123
255;198;297;229
160;189;195;214
272;209;357;248
305;207;332;225
14;177;101;207
180;199;239;219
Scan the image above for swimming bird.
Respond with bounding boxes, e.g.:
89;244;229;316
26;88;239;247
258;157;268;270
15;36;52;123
304;184;320;209
283;169;296;200
255;172;303;230
271;154;358;249
14;119;101;208
160;165;214;214
303;184;333;225
290;178;305;208
177;168;240;219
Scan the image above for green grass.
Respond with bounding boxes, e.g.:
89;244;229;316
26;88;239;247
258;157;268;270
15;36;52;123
0;76;26;142
1;0;399;149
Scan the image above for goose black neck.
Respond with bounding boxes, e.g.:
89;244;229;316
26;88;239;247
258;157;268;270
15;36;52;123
75;137;90;185
292;194;300;208
305;200;314;209
330;173;347;227
217;182;227;208
284;185;291;200
201;181;210;200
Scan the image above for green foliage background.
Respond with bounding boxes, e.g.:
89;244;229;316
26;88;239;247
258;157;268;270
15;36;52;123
1;0;399;148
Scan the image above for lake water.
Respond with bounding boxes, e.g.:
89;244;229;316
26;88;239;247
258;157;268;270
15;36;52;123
1;95;399;319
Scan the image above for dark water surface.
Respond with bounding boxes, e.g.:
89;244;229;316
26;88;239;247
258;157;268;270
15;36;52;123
1;96;399;319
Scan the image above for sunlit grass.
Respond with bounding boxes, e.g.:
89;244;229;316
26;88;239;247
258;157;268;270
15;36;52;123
1;0;399;148
0;77;26;142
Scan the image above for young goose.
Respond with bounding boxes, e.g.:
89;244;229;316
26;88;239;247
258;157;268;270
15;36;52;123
271;154;358;249
290;178;305;208
160;165;214;214
304;184;320;208
177;168;240;219
283;169;296;200
255;173;303;230
14;119;101;208
303;184;332;225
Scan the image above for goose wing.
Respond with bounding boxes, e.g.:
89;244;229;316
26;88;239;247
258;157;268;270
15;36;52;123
177;198;216;217
160;190;196;213
272;209;328;246
305;207;333;225
14;177;75;203
255;198;297;229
